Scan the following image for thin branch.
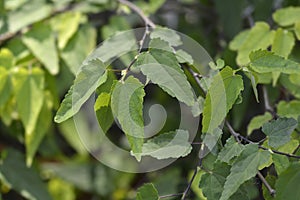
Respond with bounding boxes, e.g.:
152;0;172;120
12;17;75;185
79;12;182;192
257;172;276;196
160;193;183;199
226;121;300;159
225;121;276;196
181;143;205;200
118;0;156;28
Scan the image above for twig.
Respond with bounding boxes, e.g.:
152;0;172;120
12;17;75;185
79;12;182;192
225;121;276;196
118;0;156;28
181;143;205;200
160;193;183;199
257;171;276;196
226;121;300;159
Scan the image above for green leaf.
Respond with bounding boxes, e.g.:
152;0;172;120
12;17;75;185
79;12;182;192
22;23;59;75
111;76;145;161
295;21;300;40
247;112;272;135
176;49;194;64
262;117;298;148
140;130;192;159
25;91;52;166
229;30;250;51
272;28;295;58
271;28;295;85
137;50;195;106
13;67;44;135
50;11;82;49
275;163;300;200
200;162;231;200
191;96;204;117
273;6;300;26
61;24;97;74
94;92;114;133
272;154;290;175
89;30;137;63
220;144;271;200
54;59;106;123
217;137;245;163
48;178;75;200
249;50;300;74
136;183;159;200
0;48;14;69
6;0;52;33
150;26;182;47
0;149;52;200
277;100;300;120
235;22;274;65
0;67;12;108
202;67;244;133
280;74;300;98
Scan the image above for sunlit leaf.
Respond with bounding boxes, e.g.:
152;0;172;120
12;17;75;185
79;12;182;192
247;112;272;135
22;23;59;75
273;6;300;26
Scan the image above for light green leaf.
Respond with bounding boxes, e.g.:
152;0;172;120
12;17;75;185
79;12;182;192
149;38;174;52
176;49;194;64
272;28;295;58
247;112;272;135
277;100;300;120
203;127;223;151
150;26;182;46
140;130;192;159
295;21;300;40
202;67;244;133
48;178;75;200
26;92;52;166
229;30;250;51
50;11;82;49
280;74;300;98
111;76;145;161
271;28;295;85
54;59;106;123
191;96;204;117
13;67;44;135
272;154;289;175
0;48;14;69
89;30;137;63
249;50;300;74
0;67;11;108
136;183;159;200
137;50;195;106
289;73;300;86
22;23;59;75
209;58;225;70
217;137;245;163
94;92;113;133
235;22;274;65
220;144;271;200
0;149;52;200
275;163;300;200
262;117;298;148
6;0;52;33
61;24;97;74
273;6;300;26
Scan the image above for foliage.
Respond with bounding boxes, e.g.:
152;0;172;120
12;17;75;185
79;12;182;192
1;0;300;200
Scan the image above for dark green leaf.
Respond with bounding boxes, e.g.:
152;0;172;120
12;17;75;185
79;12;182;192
262;117;298;148
275;163;300;200
220;144;271;200
217;137;244;163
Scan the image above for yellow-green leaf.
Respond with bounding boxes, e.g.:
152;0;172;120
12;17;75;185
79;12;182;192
273;6;300;26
